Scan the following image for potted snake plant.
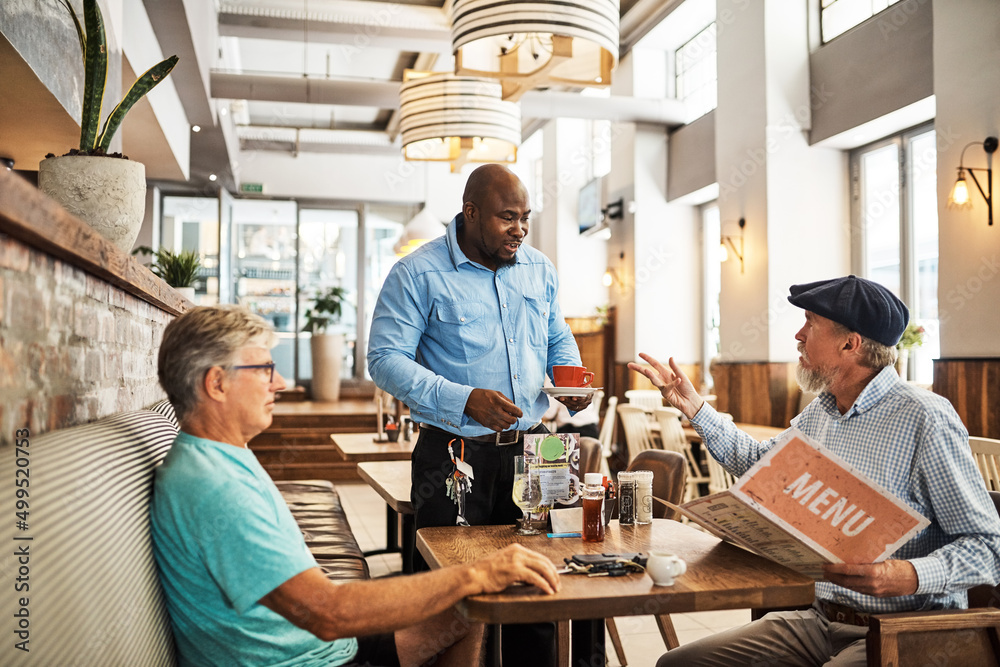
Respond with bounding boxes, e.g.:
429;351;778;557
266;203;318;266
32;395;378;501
38;0;178;253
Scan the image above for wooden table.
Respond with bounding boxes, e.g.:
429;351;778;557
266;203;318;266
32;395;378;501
683;422;787;444
357;460;415;573
329;432;415;462
417;519;814;665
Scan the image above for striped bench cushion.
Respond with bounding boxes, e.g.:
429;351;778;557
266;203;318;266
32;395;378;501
0;410;178;667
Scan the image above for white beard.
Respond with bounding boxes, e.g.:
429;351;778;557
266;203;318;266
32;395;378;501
796;363;831;394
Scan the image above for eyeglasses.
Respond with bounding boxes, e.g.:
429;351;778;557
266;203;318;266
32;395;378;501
231;362;276;383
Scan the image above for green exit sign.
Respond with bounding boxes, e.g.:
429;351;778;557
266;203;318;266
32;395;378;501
240;182;264;194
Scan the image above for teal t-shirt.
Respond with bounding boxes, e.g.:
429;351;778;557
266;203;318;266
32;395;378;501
150;431;358;666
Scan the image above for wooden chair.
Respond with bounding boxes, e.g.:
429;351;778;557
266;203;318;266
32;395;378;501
970;436;1000;491
618;404;658;464
597;395;618;477
654;407;709;500
624;389;664;411
617;450;688;655
867;490;1000;665
706;454;738;495
555;434;626;667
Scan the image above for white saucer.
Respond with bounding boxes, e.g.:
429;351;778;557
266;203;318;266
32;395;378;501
542;386;602;398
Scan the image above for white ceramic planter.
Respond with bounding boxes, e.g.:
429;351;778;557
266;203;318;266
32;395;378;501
310;333;344;401
38;155;146;253
175;287;196;302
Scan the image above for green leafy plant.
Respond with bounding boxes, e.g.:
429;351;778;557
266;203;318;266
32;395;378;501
303;287;348;334
897;322;926;350
59;0;178;154
133;246;201;288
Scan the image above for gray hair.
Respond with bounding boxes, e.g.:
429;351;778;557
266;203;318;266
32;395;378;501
158;305;277;422
829;320;897;370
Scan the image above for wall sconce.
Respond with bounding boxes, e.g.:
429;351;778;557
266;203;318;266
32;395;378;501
948;136;996;226
720;217;746;273
603;251;624;288
602;197;624;221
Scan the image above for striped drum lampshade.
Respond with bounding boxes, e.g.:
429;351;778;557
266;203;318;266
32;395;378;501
451;0;620;100
399;71;521;172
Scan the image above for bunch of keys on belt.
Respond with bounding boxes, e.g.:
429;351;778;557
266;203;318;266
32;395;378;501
445;439;474;526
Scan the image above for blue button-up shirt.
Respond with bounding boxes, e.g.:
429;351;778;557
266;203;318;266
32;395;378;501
693;365;1000;613
367;214;582;437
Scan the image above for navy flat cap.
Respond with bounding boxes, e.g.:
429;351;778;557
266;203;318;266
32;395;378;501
787;275;909;347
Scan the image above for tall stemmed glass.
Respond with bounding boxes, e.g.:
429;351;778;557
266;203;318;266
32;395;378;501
512;455;542;536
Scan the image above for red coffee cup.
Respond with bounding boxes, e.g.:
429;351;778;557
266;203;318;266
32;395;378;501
552;365;594;387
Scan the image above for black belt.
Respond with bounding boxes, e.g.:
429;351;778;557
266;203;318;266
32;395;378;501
421;424;529;446
819;601;872;628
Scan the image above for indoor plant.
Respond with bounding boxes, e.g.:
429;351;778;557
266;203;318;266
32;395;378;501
134;246;201;301
303;286;349;401
895;322;925;378
38;0;178;253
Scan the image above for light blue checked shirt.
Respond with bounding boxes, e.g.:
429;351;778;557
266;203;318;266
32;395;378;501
368;214;581;437
692;365;1000;613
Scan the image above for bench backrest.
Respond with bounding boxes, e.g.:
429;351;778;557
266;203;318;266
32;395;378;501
0;406;179;666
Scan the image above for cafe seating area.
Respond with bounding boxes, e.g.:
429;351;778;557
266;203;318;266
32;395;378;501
3;0;1000;665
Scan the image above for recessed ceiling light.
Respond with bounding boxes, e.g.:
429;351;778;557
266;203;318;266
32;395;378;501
219;107;228;116
192;125;201;133
209;174;217;182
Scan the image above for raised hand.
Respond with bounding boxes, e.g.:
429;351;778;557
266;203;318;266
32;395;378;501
626;353;704;420
464;388;523;432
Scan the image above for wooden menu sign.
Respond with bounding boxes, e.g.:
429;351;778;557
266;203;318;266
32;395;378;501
670;429;929;579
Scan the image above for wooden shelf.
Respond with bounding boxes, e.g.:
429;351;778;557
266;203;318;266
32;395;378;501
0;169;189;316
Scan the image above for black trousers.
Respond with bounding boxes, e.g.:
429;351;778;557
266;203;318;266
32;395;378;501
410;424;556;667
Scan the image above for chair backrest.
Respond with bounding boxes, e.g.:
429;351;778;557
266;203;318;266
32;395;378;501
970;437;1000;492
626;450;687;521
617;404;657;463
578;437;603;476
706;454;738;495
597;395;618;476
624;389;664;411
652;407;686;453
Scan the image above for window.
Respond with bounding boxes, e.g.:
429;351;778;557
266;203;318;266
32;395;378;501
821;0;902;43
675;22;717;122
851;124;938;383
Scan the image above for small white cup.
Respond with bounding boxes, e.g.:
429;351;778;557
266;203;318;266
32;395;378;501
647;551;687;586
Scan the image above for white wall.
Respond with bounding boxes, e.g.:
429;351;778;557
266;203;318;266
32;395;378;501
715;0;849;363
934;0;1000;357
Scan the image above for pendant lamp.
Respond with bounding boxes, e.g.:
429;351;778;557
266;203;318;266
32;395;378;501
399;71;521;173
451;0;620;101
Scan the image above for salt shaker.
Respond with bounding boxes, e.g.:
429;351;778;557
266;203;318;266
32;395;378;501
618;471;636;525
634;470;653;524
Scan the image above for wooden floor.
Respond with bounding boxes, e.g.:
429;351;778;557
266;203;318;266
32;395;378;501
250;399;385;482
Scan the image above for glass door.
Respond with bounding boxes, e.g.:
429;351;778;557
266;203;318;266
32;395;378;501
232;199;298;381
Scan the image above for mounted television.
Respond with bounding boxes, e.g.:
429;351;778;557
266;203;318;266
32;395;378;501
577;177;606;236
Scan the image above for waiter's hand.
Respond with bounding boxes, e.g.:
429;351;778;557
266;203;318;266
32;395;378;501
556;394;593;412
465;389;523;432
822;560;918;597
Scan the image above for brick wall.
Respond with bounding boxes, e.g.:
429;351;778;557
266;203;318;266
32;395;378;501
0;235;172;446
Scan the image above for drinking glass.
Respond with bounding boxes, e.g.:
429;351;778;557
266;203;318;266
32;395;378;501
512;455;542;535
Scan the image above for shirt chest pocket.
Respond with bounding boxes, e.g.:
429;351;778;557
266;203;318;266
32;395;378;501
434;302;494;361
521;294;549;349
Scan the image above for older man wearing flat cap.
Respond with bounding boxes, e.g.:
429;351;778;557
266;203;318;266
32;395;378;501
630;275;1000;667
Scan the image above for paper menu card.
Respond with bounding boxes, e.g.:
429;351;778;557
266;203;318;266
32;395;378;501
672;428;929;579
523;432;581;507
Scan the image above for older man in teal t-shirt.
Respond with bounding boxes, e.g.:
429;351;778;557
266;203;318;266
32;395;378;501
151;305;561;667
